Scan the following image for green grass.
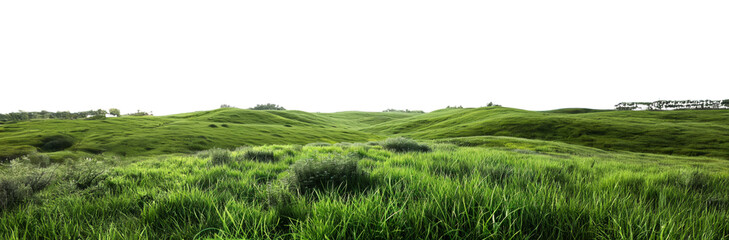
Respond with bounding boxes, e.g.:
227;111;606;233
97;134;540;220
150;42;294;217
4;107;729;161
0;108;384;161
2;106;729;238
364;106;729;158
1;139;728;239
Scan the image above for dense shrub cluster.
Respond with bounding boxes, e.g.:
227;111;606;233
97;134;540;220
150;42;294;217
287;154;369;192
0;160;55;211
24;153;51;167
381;137;431;153
249;103;286;110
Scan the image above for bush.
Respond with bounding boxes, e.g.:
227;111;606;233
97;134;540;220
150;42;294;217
250;103;286;110
208;124;218;128
65;158;108;190
287;154;369;192
242;150;277;162
0;161;55;211
0;178;31;210
24;153;51;167
381;137;431;153
305;142;332;147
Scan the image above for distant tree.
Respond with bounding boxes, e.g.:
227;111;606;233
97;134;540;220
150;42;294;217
487;102;493;107
126;110;151;116
250;103;286;110
722;99;729;107
383;109;425;113
220;104;233;108
109;108;121;117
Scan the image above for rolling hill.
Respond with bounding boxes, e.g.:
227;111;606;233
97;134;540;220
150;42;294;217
2;106;729;161
364;106;729;158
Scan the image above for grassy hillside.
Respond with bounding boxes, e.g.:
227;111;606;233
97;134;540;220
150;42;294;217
3;106;729;161
2;139;728;239
0;108;384;161
364;107;729;158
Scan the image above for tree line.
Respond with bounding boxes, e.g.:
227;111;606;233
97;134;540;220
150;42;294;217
616;99;729;111
0;109;151;122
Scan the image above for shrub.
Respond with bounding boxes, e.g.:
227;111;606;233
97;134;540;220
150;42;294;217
287;154;369;192
0;178;31;210
208;124;218;128
305;142;332;147
250;103;286;110
65;158;108;190
381;137;431;153
242;150;277;162
0;161;55;211
24;153;51;167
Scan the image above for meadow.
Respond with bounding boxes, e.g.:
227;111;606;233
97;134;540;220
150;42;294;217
1;107;729;239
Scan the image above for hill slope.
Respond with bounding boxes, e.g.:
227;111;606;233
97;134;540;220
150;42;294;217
3;106;729;160
0;108;385;160
363;107;729;158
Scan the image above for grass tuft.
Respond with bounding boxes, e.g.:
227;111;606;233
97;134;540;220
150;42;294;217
381;137;431;153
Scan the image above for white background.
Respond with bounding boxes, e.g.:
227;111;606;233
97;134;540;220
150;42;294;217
1;1;727;115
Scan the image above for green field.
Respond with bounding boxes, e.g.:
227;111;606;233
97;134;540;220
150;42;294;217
1;107;729;239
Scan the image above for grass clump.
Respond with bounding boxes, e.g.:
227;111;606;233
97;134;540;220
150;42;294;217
381;137;431;153
198;148;232;165
287;154;370;192
241;150;277;162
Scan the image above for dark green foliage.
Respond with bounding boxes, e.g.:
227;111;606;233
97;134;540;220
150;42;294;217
382;137;431;153
208;124;218;128
38;135;75;152
242;150;277;162
287;154;370;192
249;103;285;110
221;124;229;128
